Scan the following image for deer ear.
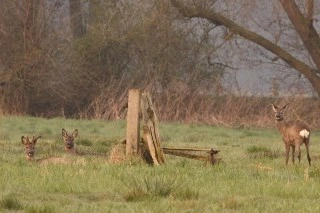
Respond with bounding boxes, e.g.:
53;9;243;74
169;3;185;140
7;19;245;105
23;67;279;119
21;136;27;145
271;104;278;112
282;103;289;111
62;128;67;137
72;129;78;138
34;136;41;143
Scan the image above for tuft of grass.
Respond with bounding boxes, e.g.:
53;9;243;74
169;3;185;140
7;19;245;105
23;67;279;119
173;186;199;200
0;195;23;210
247;146;282;159
220;196;243;210
247;145;282;159
122;188;148;202
121;175;178;202
89;138;121;154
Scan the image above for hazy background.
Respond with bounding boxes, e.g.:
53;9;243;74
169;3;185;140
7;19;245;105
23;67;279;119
0;0;320;126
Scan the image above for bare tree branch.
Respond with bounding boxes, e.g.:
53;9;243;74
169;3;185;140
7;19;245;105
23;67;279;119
279;0;320;70
170;0;320;95
306;0;314;23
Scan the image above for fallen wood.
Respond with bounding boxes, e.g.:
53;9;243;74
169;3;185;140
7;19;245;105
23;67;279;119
163;147;220;152
163;147;220;165
163;149;208;161
140;92;165;165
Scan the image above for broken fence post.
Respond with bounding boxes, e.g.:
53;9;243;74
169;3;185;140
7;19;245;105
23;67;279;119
126;89;141;155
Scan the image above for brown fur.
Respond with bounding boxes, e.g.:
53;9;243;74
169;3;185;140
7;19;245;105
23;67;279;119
272;103;311;166
62;128;78;154
21;135;70;164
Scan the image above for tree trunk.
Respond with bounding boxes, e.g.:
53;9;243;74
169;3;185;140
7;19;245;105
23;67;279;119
170;0;320;95
69;0;85;38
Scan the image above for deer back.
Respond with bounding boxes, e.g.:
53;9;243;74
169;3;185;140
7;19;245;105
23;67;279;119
277;120;310;143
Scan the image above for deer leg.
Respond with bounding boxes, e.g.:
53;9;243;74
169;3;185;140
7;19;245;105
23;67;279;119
285;144;290;165
305;142;311;166
291;145;295;164
297;145;301;163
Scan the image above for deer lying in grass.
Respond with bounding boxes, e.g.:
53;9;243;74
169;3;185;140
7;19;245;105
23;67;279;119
21;136;70;164
62;128;78;154
272;103;311;166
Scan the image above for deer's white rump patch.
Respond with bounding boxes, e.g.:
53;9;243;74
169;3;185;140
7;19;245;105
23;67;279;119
300;129;310;138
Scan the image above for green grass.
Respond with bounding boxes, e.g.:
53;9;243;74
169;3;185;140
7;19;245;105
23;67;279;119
1;116;320;212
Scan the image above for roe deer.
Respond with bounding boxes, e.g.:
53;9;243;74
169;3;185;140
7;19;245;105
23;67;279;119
272;103;311;166
21;136;41;160
21;136;70;164
62;128;78;154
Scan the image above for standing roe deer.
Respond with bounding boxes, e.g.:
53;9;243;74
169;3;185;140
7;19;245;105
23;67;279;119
62;128;78;154
272;103;311;166
21;136;70;164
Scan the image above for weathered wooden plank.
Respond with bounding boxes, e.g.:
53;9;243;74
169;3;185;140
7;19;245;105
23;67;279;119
126;89;141;155
163;149;208;161
140;92;165;164
142;126;160;165
163;147;220;165
163;147;217;152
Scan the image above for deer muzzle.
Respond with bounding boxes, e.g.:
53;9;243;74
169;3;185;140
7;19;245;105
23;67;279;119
27;151;34;157
65;142;74;149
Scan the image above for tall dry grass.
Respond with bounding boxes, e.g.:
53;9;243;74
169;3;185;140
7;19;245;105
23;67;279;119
80;85;320;129
154;94;320;128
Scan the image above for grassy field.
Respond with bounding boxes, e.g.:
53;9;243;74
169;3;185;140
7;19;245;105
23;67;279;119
1;116;320;212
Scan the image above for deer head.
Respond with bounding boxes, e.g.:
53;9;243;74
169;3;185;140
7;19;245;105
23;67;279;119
21;136;41;160
271;103;289;121
62;128;78;152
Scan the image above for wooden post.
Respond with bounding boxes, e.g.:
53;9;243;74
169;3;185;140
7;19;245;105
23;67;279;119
141;92;165;165
126;89;141;155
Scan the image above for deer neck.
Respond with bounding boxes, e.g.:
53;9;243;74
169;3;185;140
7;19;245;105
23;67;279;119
275;119;288;134
26;154;37;161
65;147;76;154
